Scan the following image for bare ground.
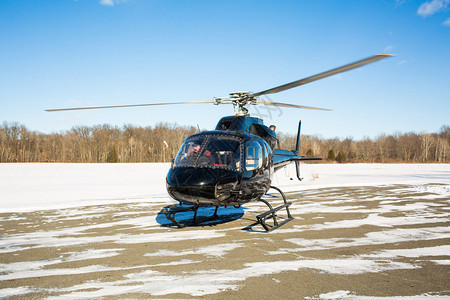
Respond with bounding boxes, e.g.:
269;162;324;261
1;184;449;299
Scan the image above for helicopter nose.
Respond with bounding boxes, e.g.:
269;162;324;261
167;167;221;187
214;175;239;202
166;167;240;205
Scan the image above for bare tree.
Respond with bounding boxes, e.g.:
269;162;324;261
0;122;448;163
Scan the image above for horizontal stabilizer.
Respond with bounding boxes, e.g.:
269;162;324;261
291;157;322;161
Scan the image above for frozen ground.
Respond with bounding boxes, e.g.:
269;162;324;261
1;163;449;213
0;163;449;299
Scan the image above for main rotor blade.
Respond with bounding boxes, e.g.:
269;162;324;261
253;54;393;97
45;100;215;112
257;100;332;111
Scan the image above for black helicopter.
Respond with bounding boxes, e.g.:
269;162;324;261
47;54;392;231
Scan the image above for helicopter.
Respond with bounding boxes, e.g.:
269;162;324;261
46;54;392;231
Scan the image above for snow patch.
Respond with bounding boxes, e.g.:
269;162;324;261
415;184;450;195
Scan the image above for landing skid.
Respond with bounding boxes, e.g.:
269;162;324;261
162;186;292;231
162;204;219;228
255;186;293;232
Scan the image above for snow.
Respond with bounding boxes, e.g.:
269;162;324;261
0;163;169;213
144;243;245;258
0;163;449;298
272;163;450;192
0;163;449;213
307;291;450;299
280;226;450;252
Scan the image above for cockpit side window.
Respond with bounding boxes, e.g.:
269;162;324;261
216;120;232;130
260;141;268;168
263;141;273;167
245;141;263;171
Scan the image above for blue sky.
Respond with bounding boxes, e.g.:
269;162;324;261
0;0;449;139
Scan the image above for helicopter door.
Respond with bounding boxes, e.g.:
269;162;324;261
262;141;274;180
242;140;271;200
244;141;263;176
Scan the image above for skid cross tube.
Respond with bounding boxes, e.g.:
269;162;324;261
256;186;293;232
162;204;219;228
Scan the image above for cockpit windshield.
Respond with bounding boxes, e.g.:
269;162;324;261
173;135;242;172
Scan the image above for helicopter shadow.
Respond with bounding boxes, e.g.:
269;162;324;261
156;204;246;228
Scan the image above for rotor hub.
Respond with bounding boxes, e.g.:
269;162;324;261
212;91;257;116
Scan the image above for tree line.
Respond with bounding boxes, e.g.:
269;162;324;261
278;125;449;163
0;121;448;163
0;122;197;163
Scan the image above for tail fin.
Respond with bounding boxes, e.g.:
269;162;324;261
295;120;302;155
